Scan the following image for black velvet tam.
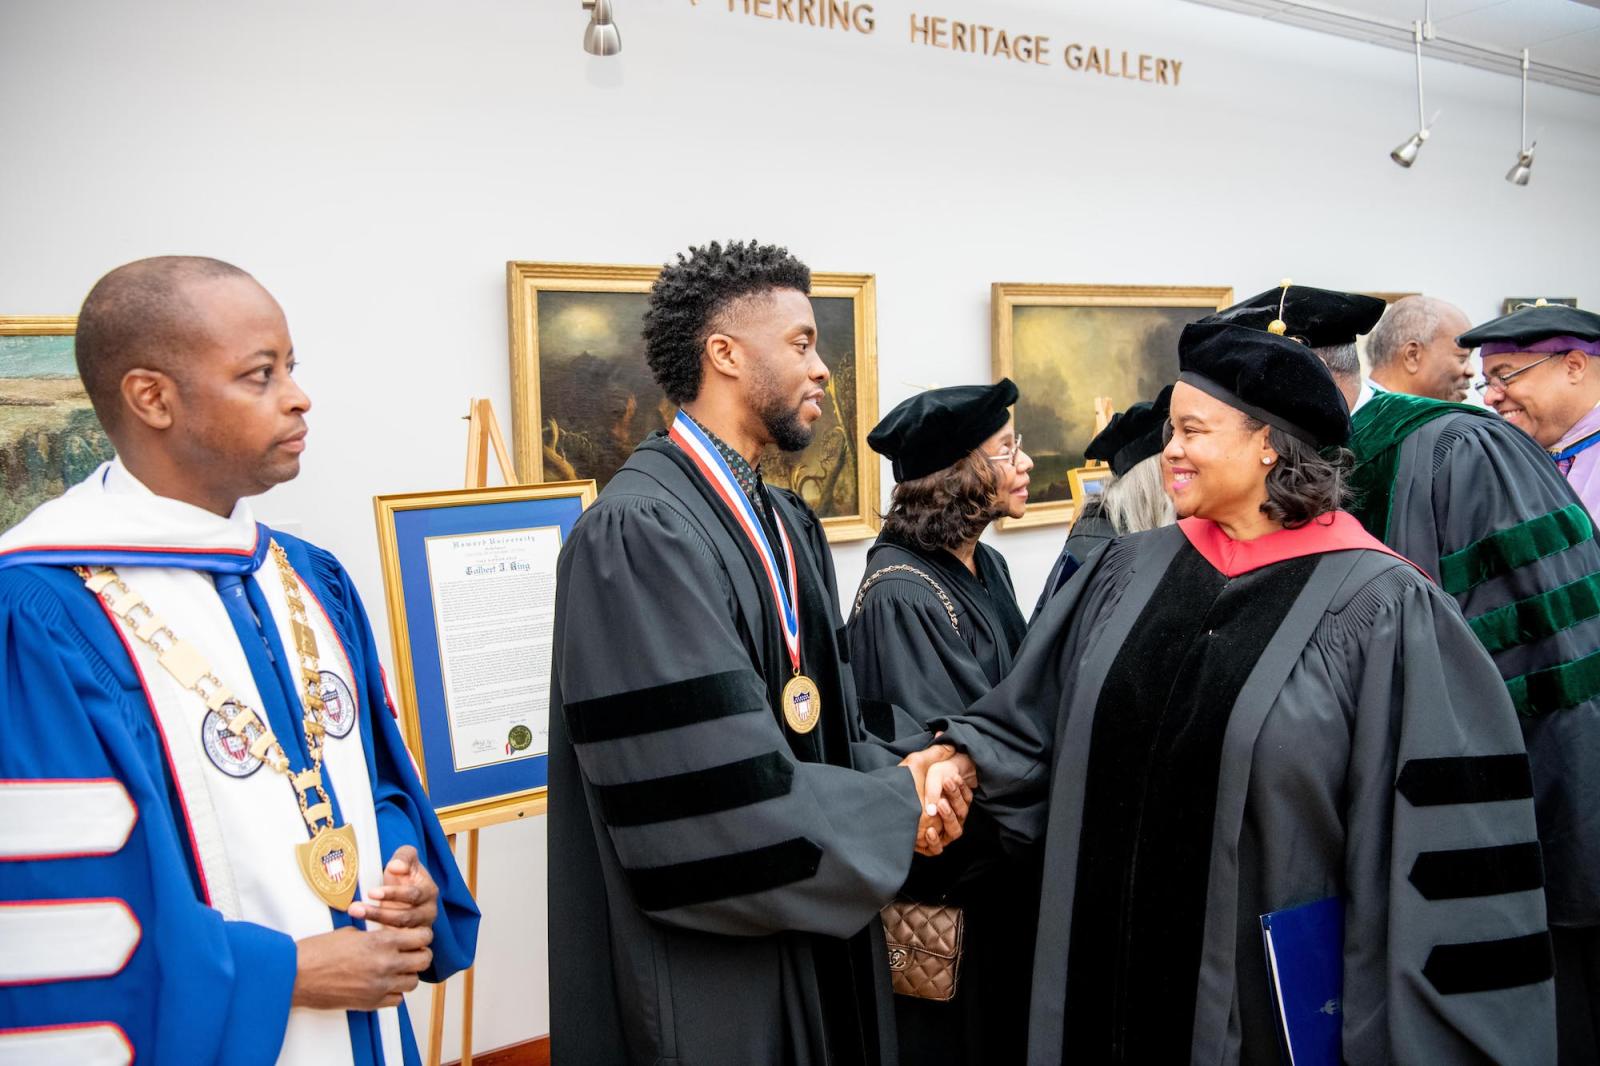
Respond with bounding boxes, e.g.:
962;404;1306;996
869;379;1018;483
1177;321;1351;448
1458;304;1600;348
1085;385;1173;477
1206;285;1385;348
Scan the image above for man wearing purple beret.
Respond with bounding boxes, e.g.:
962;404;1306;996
1463;300;1600;518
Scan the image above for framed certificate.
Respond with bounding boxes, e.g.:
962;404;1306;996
373;481;596;833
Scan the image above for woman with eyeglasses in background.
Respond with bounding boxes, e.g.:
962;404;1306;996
848;379;1037;1065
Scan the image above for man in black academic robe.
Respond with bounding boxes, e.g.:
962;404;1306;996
548;241;958;1065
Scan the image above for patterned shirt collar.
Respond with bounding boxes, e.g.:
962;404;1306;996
683;412;766;512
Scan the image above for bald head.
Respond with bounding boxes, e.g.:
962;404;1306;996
75;256;259;429
1367;295;1475;402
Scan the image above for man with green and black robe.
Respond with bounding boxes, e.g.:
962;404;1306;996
1226;284;1600;1063
548;241;966;1065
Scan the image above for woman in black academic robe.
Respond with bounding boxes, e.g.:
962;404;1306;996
921;322;1557;1064
847;379;1038;1065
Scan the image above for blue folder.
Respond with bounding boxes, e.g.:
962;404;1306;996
1259;895;1344;1066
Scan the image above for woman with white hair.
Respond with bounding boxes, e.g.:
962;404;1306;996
1033;387;1174;618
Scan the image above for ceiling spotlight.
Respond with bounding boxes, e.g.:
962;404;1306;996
1506;49;1535;186
1391;19;1434;168
583;0;620;56
1506;147;1535;186
1391;129;1428;168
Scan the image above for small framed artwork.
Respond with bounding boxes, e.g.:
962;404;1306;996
1503;297;1578;314
1067;466;1115;510
506;261;882;542
373;480;596;833
992;283;1232;529
0;316;115;534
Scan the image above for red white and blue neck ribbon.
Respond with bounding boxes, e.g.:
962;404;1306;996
669;412;802;672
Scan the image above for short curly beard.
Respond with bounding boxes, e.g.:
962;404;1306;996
752;362;814;454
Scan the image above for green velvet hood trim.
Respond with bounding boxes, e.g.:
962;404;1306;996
1346;392;1489;541
1507;647;1600;718
1469;574;1600;655
1440;504;1594;596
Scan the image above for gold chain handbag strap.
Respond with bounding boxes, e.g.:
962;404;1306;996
852;563;959;632
76;541;337;834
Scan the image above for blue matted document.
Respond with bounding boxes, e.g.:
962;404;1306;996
1260;895;1344;1066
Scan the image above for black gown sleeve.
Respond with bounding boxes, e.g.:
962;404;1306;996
552;493;921;938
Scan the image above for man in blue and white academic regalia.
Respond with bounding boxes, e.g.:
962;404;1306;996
0;256;479;1065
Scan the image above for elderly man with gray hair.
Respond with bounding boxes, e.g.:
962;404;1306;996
1366;294;1475;402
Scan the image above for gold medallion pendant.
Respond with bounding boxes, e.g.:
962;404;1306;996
782;674;822;735
298;823;360;911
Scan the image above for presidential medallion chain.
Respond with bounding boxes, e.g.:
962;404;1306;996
76;541;361;910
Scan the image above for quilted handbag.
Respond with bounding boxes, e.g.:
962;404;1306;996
854;565;968;1002
880;898;965;1001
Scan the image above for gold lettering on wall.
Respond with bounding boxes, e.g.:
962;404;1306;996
903;12;1181;84
727;0;875;33
700;1;1183;85
909;14;1048;62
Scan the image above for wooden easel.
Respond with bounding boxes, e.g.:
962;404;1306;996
463;397;518;495
427;398;521;1066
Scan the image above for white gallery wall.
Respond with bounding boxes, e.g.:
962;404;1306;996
4;0;1599;1055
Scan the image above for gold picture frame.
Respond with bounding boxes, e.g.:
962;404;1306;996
507;261;882;542
1503;297;1577;314
1067;466;1115;510
373;480;596;834
0;315;117;535
992;284;1233;530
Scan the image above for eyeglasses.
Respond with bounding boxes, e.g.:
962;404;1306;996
1475;352;1560;395
985;435;1025;466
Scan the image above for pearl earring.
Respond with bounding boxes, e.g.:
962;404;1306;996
1262;456;1274;465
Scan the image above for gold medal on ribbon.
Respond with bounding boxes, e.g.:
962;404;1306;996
782;673;821;735
297;823;360;911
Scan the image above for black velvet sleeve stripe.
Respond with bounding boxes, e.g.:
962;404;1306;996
1422;931;1553;995
1408;842;1545;900
626;837;823;912
593;751;794;828
566;670;761;744
1395;754;1534;807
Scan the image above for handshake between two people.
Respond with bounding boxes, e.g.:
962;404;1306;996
898;742;979;857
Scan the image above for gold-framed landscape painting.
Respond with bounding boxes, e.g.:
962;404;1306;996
507;261;881;542
992;284;1233;530
1;317;115;534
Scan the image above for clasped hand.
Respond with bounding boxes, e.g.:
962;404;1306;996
293;845;440;1011
898;743;979;857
